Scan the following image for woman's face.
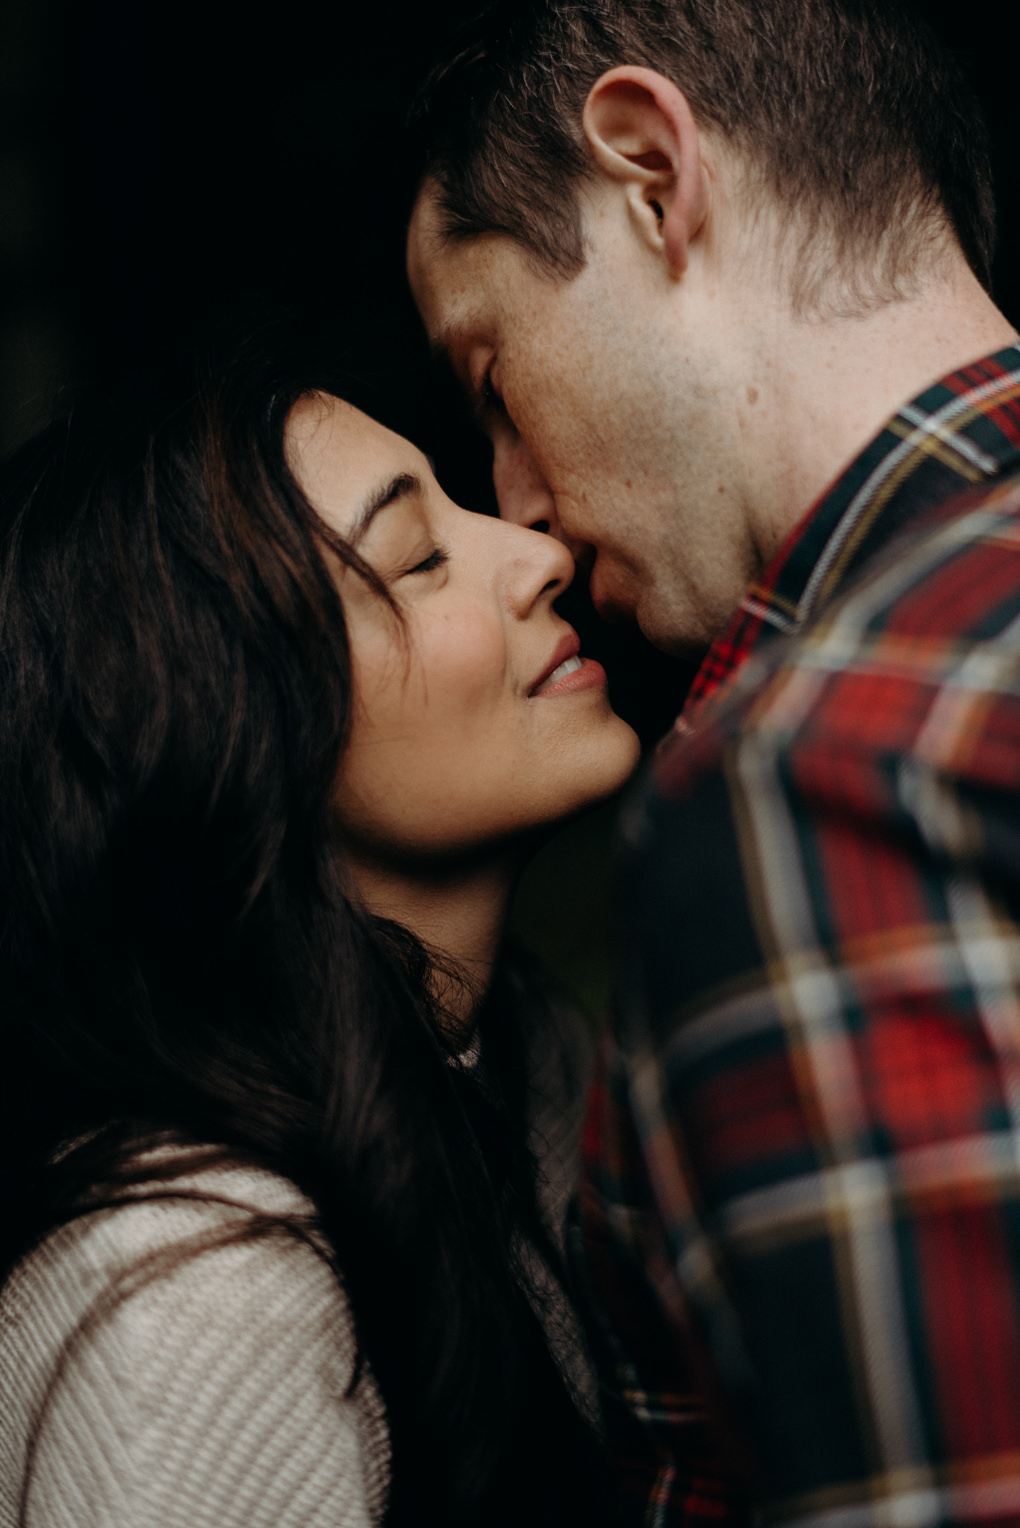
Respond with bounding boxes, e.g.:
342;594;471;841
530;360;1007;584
287;396;640;865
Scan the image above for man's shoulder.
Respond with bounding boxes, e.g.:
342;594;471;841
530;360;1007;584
616;465;1020;1074
798;463;1020;652
662;465;1020;788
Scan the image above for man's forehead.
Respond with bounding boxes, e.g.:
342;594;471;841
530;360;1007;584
406;183;448;283
408;187;522;355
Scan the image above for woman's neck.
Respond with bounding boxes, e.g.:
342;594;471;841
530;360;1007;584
348;851;521;1033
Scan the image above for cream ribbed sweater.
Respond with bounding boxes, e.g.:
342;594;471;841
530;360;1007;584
0;1162;390;1528
0;1021;596;1527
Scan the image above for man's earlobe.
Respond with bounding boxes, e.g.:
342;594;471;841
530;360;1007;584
582;66;708;280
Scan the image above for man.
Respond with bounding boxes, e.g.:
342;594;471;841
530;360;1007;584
408;1;1020;1522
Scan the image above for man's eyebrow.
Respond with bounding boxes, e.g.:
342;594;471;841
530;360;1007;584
348;470;426;546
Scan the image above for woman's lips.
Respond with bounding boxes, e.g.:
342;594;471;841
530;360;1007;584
529;627;609;697
531;653;608;698
530;631;579;695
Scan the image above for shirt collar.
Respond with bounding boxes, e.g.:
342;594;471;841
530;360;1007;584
683;343;1020;721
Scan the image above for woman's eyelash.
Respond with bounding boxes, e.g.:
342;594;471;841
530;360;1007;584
407;546;450;576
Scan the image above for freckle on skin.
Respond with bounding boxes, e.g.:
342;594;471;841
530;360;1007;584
747;386;759;405
718;485;725;494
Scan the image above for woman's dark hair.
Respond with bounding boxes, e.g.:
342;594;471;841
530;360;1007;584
0;340;612;1525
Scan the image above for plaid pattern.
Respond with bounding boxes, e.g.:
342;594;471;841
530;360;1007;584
576;346;1020;1527
683;348;1020;721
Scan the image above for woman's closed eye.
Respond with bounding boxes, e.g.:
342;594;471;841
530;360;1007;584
405;545;450;577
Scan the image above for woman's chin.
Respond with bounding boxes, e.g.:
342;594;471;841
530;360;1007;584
527;719;643;842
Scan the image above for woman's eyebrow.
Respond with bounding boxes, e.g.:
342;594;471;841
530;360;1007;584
349;470;426;546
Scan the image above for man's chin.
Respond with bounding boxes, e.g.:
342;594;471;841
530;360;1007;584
635;597;714;663
588;562;713;662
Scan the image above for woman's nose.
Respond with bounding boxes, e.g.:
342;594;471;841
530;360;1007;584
497;516;575;618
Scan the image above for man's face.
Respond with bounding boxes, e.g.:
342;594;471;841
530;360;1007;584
408;183;758;657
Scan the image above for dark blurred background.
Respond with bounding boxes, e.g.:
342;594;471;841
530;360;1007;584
2;0;1017;1014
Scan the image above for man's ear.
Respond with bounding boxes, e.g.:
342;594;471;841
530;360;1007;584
582;66;708;279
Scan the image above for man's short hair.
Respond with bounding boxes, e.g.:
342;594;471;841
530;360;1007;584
412;0;996;315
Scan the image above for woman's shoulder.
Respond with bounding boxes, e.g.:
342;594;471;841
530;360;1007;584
0;1153;337;1361
0;1152;389;1528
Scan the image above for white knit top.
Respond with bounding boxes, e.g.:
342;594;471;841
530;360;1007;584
0;1161;390;1528
0;1018;596;1527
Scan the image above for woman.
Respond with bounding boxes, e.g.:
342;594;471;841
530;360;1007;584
0;346;640;1528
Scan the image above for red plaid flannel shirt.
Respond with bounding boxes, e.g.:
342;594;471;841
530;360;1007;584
574;346;1020;1527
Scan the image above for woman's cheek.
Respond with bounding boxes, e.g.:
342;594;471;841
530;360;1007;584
417;610;507;711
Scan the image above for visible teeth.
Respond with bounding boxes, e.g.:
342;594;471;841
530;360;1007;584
543;655;584;688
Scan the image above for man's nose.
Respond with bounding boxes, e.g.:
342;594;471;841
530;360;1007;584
492;433;574;549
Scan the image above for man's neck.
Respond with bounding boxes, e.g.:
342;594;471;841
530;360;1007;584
740;261;1018;563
